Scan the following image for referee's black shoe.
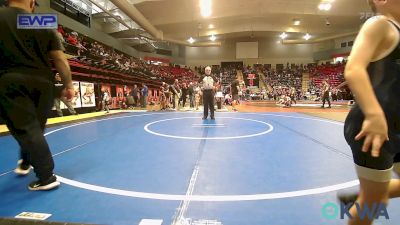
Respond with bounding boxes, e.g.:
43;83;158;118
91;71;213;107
28;175;60;191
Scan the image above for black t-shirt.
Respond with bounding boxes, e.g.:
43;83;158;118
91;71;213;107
231;80;239;95
0;7;64;79
131;88;139;97
188;86;194;95
181;87;188;96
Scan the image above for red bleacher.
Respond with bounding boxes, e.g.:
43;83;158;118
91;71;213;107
310;64;345;87
151;65;196;83
65;59;162;88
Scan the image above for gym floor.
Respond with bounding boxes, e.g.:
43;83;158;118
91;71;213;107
0;102;399;225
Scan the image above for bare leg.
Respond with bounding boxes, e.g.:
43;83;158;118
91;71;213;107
348;178;389;225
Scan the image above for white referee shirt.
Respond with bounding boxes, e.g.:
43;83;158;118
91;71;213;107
201;76;215;90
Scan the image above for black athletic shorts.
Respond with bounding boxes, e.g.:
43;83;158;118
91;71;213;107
344;107;400;171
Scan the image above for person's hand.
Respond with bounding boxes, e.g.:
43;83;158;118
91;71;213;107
355;113;389;157
63;83;75;101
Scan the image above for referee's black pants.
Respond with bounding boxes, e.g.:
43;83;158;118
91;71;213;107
322;91;331;107
0;73;55;181
203;89;215;118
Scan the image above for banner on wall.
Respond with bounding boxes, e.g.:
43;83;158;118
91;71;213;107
52;81;80;110
70;81;82;108
116;85;125;100
115;85;126;108
247;74;256;87
80;82;95;107
101;84;111;94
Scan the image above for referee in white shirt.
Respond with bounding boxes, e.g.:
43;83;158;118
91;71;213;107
198;66;218;120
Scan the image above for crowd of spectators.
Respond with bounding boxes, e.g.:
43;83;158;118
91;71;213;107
56;24;354;108
220;65;238;85
244;62;351;103
57;25;197;84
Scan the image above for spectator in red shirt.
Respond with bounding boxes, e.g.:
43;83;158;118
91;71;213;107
57;25;65;37
66;32;78;46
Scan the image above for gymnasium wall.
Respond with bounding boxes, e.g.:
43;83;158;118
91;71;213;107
185;38;314;67
312;35;356;61
138;45;186;65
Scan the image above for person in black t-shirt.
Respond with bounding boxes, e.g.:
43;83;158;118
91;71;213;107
230;79;240;111
180;83;188;108
320;80;331;108
0;0;74;191
54;73;77;117
170;79;180;110
188;82;195;109
131;84;139;107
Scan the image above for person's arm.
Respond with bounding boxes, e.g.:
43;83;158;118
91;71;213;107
344;17;392;157
336;81;347;89
49;50;74;99
48;30;74;100
49;51;72;85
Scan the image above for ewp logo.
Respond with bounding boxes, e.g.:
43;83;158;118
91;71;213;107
322;202;389;220
17;14;58;29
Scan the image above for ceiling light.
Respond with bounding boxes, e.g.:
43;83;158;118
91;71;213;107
293;19;301;26
200;0;212;17
208;24;214;29
318;2;332;11
303;33;311;40
324;3;332;10
286;27;296;32
279;32;288;40
210;34;216;41
187;37;195;44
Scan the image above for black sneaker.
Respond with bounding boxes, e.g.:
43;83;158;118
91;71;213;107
210;116;215;120
28;175;60;191
202;117;207;120
14;160;31;176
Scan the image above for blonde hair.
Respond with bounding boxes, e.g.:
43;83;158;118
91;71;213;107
367;0;377;13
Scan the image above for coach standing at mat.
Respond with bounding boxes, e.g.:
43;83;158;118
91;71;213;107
0;0;73;191
198;66;218;120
